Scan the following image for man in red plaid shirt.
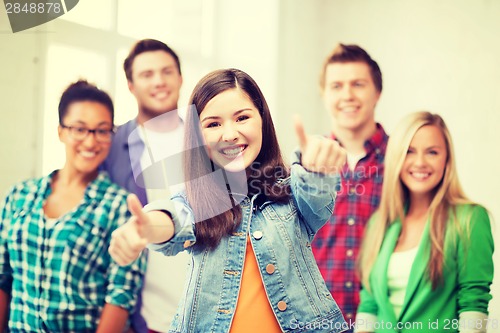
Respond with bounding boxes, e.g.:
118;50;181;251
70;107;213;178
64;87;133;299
313;44;388;332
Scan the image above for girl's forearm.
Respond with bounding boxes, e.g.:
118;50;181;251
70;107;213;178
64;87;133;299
96;303;128;333
145;210;175;244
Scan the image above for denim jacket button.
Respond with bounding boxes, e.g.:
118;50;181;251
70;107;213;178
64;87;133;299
277;301;287;311
252;231;263;240
265;264;275;274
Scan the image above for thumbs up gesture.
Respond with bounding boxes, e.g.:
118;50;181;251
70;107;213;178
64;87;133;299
109;194;149;266
294;115;346;175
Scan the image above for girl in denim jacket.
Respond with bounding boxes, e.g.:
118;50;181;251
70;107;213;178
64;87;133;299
110;69;348;333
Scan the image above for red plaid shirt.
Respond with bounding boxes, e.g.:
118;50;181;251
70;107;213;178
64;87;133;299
312;124;388;328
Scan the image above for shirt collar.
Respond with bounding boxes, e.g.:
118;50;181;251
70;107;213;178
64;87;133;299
330;123;388;156
41;170;109;202
126;116;185;147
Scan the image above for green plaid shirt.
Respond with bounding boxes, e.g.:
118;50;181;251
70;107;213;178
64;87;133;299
0;171;146;332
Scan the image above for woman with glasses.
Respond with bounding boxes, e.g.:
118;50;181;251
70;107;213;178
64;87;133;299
0;80;145;332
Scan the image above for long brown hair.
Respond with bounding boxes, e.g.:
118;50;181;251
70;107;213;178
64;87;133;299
184;68;290;249
358;112;472;290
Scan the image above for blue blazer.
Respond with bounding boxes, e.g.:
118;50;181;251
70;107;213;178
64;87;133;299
103;119;148;205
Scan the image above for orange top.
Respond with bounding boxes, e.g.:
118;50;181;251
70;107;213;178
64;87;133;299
229;237;282;333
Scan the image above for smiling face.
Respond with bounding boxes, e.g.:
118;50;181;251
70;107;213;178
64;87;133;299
322;62;380;135
128;50;182;122
400;125;448;204
200;88;263;172
59;101;113;176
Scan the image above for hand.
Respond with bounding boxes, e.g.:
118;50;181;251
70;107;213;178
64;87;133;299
294;115;346;175
109;194;149;266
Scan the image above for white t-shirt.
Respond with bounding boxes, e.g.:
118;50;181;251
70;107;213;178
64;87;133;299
346;151;366;171
387;246;419;318
138;123;190;332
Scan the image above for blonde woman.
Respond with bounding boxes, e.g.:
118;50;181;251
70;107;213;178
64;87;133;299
356;112;493;333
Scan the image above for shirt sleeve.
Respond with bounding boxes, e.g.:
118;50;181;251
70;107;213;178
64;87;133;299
457;205;494;314
0;187;15;293
357;286;379;316
105;196;147;312
289;148;341;237
354;312;378;333
458;311;488;333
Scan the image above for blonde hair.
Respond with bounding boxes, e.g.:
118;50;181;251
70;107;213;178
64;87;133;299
358;111;472;290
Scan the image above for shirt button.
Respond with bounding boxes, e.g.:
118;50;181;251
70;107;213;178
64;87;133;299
266;264;275;274
277;301;287;311
375;148;381;155
345;281;353;288
347;218;355;226
346;312;353;319
346;249;353;257
253;231;263;240
349;187;356;195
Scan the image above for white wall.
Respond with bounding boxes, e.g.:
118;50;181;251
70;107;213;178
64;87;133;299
275;0;325;160
211;0;280;123
0;12;43;191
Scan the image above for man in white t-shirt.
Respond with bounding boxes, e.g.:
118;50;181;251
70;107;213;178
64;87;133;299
103;39;188;333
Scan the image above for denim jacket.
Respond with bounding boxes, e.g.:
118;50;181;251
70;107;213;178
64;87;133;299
146;157;347;333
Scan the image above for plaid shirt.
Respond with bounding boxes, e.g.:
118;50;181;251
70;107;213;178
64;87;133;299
312;124;388;328
0;171;146;332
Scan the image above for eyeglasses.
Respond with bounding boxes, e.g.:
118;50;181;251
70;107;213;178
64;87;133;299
61;124;115;143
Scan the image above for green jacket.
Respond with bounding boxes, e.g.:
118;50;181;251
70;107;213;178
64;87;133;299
357;204;494;332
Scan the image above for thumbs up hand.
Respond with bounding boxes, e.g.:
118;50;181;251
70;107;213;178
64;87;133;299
109;194;149;266
294;115;346;175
